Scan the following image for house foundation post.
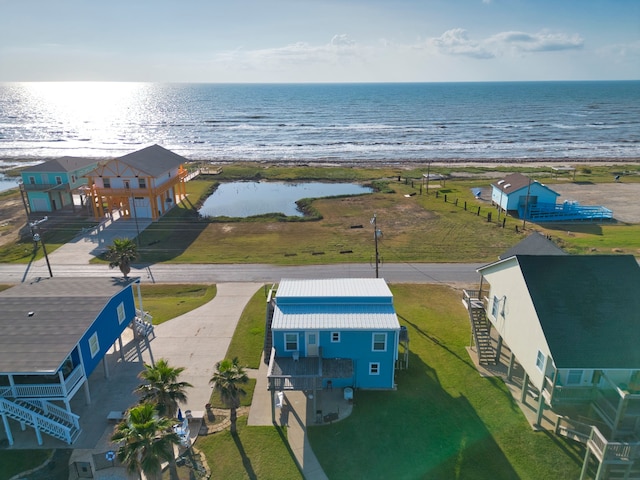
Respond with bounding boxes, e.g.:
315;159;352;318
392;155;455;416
535;378;546;427
520;371;529;405
1;413;13;446
270;381;276;425
495;336;503;364
83;380;92;405
507;352;515;381
118;336;124;361
102;356;110;379
579;448;591;480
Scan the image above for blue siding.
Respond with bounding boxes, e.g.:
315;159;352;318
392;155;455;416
272;328;398;389
78;286;136;377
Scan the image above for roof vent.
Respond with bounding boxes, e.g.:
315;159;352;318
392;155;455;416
504;183;511;189
497;180;505;185
27;311;35;317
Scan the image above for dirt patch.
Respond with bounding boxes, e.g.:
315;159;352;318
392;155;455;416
0;192;27;247
551;182;640;224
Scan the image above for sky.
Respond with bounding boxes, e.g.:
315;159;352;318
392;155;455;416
1;0;639;83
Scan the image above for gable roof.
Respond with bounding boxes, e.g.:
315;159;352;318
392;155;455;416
516;255;640;369
116;144;187;177
491;172;559;197
0;277;135;374
21;157;99;174
272;278;400;330
499;232;567;259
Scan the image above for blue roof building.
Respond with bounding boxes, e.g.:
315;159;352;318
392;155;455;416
266;278;401;414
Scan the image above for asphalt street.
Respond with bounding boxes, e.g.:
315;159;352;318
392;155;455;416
0;261;485;285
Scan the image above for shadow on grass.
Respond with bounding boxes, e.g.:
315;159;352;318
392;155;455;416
310;352;521;480
136;208;209;263
232;432;257;480
540;223;604;235
274;424;304;478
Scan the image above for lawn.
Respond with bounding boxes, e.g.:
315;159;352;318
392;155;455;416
225;286;270;369
307;284;587;480
196;417;303;480
139;284;217;325
209;378;257;408
0;450;51;480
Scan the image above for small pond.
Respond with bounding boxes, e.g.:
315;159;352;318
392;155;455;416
0;174;20;193
198;181;372;218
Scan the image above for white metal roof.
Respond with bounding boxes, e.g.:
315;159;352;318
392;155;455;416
272;278;399;330
272;304;399;330
276;278;393;301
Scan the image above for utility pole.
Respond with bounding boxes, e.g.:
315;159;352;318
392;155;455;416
522;178;532;230
371;214;382;278
30;217;52;277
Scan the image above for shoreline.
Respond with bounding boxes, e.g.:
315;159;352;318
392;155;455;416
1;155;640;172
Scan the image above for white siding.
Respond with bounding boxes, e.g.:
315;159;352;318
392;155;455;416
482;259;553;390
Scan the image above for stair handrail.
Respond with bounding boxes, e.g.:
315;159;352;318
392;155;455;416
0;397;73;444
18;398;80;429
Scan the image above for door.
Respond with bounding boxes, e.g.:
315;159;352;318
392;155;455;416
306;331;319;357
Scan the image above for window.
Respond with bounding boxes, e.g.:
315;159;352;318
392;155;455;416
285;333;298;351
138;178;146;189
29;176;36;185
535;350;545;372
117;302;126;324
55;176;62;185
89;332;100;358
369;362;380;375
491;295;500;318
71;175;77;183
567;370;583;385
103;178;111;188
372;333;386;352
331;332;340;343
124;180;130;189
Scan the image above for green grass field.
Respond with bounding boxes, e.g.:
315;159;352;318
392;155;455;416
308;284;587;479
139;284;217;325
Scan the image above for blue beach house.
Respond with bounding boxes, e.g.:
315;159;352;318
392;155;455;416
0;277;153;446
265;278;401;409
491;172;560;217
20;157;100;213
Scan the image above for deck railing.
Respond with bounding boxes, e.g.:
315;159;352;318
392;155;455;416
0;364;85;399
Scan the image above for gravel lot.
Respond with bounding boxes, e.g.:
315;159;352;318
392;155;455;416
551;182;640;224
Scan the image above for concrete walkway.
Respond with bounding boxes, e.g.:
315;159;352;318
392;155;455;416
150;282;263;412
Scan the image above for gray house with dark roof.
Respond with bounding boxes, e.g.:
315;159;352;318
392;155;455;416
86;144;188;220
472;255;640;475
20;156;99;213
498;231;567;260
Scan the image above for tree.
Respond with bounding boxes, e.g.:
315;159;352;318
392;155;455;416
105;237;138;279
135;358;192;418
111;403;181;480
209;357;249;435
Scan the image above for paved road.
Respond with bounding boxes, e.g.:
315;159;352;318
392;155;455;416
0;262;485;285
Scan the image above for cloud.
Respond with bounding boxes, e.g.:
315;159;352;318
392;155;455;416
488;31;584;52
426;28;583;59
213;34;364;71
428;29;494;59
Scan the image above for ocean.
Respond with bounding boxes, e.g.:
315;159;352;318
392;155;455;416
0;81;639;165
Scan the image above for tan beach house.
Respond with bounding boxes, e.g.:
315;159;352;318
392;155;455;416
86;144;188;220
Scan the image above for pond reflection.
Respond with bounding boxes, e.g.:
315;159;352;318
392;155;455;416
198;181;372;218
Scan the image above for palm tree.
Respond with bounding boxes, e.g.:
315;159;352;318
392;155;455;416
111;403;181;480
135;358;192;418
209;357;249;435
105;237;138;279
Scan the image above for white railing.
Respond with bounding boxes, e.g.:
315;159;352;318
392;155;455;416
0;398;73;444
1;365;85;399
19;399;80;429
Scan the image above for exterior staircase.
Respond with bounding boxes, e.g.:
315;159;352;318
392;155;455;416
135;309;155;339
263;286;276;364
0;397;81;445
468;305;496;365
